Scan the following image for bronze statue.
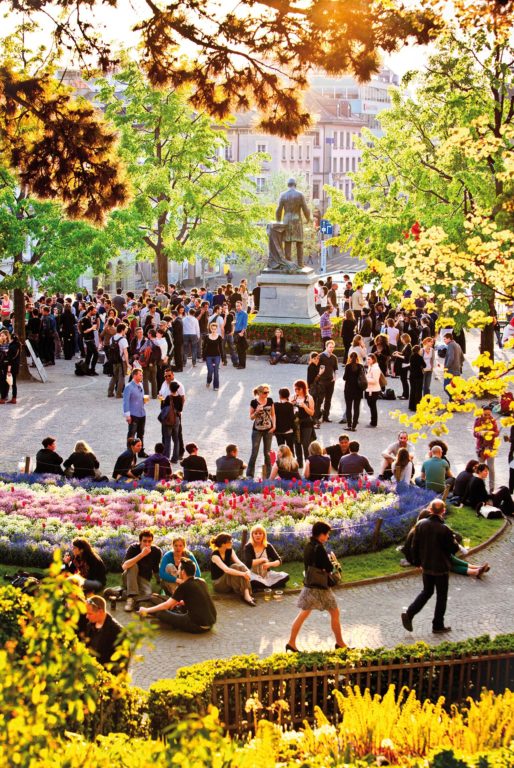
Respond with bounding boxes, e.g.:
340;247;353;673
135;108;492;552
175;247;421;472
265;222;300;273
275;178;311;268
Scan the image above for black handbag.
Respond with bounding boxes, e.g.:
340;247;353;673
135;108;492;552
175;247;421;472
357;368;368;391
304;565;329;589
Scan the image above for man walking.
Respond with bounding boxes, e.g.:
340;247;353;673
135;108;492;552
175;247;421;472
122;367;148;458
401;500;459;634
443;332;464;401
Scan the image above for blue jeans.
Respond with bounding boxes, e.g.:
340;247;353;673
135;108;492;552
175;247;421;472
224;334;238;365
183;334;198;365
422;370;432;395
246;429;273;478
206;355;220;389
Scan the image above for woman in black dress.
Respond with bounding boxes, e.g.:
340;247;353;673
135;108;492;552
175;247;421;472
394;333;412;400
286;521;346;652
291;379;316;469
342;351;365;431
408;345;425;412
274;387;296;451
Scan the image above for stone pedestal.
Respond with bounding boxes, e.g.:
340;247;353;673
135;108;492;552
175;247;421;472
256;268;319;326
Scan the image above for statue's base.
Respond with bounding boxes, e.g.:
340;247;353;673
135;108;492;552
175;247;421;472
255;268;319;326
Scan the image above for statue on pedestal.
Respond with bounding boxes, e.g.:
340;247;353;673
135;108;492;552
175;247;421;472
265;222;300;273
275;177;311;269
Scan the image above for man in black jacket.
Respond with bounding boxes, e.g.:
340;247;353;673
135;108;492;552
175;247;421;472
34;436;64;475
401;500;459;634
82;596;125;670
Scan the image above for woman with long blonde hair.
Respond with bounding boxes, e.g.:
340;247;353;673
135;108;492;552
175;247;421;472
243;525;289;591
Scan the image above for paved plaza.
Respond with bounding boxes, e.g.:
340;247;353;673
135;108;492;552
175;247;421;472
1;333;513;689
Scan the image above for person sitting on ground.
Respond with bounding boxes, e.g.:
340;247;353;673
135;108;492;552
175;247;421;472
63;538;107;594
303;441;331;481
34;436;64;475
159;536;201;596
112;437;145;480
326;434;351;473
122;529;162;612
391;447;415;484
243;524;289;591
269;328;287;364
448;459;479;506
416;445;453;492
63;440;100;480
215;444;246;482
402;508;490;579
380;432;414;479
180;443;209;482
139;558;217;632
463;463;514;516
337;440;374;478
210;532;255;606
142;442;173;480
269;444;301;481
81;595;125;670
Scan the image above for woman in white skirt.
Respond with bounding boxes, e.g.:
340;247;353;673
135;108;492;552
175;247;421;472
286;521;346;652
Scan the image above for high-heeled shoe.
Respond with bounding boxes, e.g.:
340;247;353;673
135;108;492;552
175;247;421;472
285;643;299;653
243;597;256;607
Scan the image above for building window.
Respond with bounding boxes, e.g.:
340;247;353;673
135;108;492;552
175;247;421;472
333;132;338;149
340;131;344;148
351;134;355;149
257;142;267;153
333;157;337;174
313;181;320;199
346;132;351;149
298;144;302;160
352;157;356;171
306;145;310;160
345;157;350;172
290;145;295;160
256;177;266;193
313;132;320;148
313;157;320;173
306;172;310;185
225;145;233;161
339;157;344;172
282;144;286;161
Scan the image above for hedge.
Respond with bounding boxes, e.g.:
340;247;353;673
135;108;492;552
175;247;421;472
147;633;514;737
247;316;342;347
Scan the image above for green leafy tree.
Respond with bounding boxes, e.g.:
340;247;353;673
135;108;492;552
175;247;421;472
326;11;514;360
99;64;268;285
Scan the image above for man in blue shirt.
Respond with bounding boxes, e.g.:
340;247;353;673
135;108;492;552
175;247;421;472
234;300;248;369
122;368;148;458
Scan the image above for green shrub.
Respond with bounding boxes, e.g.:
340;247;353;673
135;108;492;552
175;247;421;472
247;317;342;349
0;584;32;654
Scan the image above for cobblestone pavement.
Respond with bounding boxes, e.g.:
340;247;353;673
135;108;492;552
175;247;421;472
122;520;514;689
1;332;513;688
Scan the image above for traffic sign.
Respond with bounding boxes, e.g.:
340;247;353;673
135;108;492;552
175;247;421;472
320;219;333;235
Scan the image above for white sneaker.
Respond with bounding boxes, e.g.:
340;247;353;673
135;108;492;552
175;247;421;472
124;597;134;612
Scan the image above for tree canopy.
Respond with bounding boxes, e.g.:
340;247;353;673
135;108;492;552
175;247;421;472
98;63;268;284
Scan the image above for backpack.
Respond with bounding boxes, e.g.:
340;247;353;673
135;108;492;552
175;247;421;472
158;400;177;427
104;336;122;365
140;341;162;368
10;571;42;595
74;360;89;377
401;527;421;567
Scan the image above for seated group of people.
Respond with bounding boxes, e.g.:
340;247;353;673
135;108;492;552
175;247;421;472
64;525;290;666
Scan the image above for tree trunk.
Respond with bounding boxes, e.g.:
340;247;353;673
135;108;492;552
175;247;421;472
156;250;168;287
13;286;33;381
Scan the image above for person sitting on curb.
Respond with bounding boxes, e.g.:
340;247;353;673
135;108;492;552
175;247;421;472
34;436;64;475
337;441;374;478
159;536;201;596
215;444;246;482
112;437;144;480
142;442;173;480
139;558;217;633
416;445;453;492
122;530;162;612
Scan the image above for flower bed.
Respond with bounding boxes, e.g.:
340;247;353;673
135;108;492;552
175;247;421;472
0;476;434;570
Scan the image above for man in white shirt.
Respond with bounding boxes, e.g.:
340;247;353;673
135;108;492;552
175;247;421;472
381;431;415;477
182;309;201;367
350;287;365;318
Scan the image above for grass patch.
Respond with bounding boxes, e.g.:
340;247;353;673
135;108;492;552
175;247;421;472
1;506;503;591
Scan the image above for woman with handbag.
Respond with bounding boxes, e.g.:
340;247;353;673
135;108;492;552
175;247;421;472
343;351;366;431
246;384;276;478
286;521;346;652
365;353;381;428
291;379;316;469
